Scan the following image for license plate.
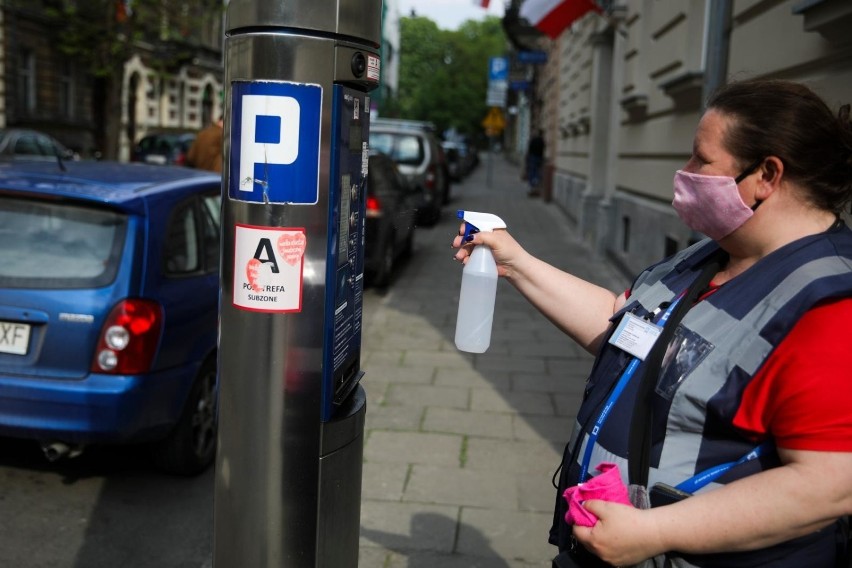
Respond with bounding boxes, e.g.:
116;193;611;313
0;320;31;355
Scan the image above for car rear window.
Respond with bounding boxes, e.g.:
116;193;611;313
370;132;424;166
0;197;126;289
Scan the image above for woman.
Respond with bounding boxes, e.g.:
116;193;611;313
452;79;852;567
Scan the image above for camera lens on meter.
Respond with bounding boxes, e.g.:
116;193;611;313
351;53;366;77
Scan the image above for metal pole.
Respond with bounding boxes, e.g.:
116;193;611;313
215;1;381;566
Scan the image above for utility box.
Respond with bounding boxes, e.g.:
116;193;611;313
215;1;381;566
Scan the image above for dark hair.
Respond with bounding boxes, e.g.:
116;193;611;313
706;79;852;214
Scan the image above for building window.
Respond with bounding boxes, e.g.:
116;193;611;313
58;58;75;118
621;216;631;253
17;49;36;113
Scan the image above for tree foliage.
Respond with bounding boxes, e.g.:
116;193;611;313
390;15;508;141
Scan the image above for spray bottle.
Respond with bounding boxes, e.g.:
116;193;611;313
455;210;507;353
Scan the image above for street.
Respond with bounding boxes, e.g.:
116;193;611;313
0;152;628;568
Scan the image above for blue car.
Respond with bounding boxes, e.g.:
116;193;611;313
0;160;221;475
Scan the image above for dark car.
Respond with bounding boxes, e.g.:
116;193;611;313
131;132;196;166
0;128;77;162
369;119;449;226
364;152;418;287
0;161;221;475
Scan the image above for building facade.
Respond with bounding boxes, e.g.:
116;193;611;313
2;1;224;160
512;0;852;277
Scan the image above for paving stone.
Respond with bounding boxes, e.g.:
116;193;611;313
513;414;573;443
402;350;473;369
471;388;554;415
365;405;424;431
360;462;409;502
364;431;462;467
457;508;556;564
434;367;511;390
464;438;561;475
385;384;470;410
403;465;517;509
422;407;513;438
511;373;586;394
360;501;459;554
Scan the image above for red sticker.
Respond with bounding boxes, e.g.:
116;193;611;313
277;232;307;266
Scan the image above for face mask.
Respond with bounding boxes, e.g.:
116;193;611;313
671;161;761;241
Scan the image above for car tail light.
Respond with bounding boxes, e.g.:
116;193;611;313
365;195;382;218
425;164;437;189
91;299;163;374
175;151;187;166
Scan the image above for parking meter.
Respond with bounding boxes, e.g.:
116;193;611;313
215;1;381;566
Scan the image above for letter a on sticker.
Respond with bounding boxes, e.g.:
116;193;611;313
254;238;280;274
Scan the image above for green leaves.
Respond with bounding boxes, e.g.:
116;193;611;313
393;15;508;139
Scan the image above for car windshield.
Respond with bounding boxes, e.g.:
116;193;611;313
0;197;126;289
370;132;424;166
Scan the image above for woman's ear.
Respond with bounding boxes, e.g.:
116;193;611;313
756;156;784;201
761;156;784;186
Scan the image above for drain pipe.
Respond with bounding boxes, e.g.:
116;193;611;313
703;0;733;107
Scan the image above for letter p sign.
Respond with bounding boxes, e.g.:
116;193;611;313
229;81;322;205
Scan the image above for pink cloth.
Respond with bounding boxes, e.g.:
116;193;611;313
562;462;633;527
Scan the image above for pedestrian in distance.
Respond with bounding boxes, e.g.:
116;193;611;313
187;115;224;173
452;79;852;567
525;129;545;197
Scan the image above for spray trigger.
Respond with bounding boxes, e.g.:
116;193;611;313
463;223;480;242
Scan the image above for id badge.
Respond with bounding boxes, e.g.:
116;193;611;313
608;312;662;360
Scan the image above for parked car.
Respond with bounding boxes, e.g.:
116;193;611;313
364;152;418;287
0;160;221;475
441;140;475;182
0;128;77;162
131;132;196;166
369;118;449;225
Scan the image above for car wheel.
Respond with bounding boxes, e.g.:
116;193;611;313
372;235;395;288
151;357;217;476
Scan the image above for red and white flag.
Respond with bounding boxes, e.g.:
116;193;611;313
520;0;601;39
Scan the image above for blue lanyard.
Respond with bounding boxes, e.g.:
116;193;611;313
674;442;771;493
579;297;682;482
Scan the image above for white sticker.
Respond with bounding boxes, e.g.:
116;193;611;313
233;224;306;313
367;55;381;81
608;312;662;361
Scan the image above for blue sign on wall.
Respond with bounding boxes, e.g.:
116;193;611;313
517;50;548;64
229;81;323;205
488;57;509;81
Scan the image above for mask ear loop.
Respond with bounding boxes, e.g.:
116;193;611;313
735;158;765;210
734;158;763;184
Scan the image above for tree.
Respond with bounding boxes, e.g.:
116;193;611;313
41;0;222;159
393;15;508;141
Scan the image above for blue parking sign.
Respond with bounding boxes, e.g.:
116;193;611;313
229;81;323;205
488;57;509;81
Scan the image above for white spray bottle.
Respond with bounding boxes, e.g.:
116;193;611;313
454;210;507;353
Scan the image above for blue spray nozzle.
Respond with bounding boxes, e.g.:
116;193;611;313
458;210;507;241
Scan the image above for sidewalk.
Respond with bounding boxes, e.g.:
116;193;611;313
357;152;629;567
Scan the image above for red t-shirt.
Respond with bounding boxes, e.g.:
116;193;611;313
732;297;852;451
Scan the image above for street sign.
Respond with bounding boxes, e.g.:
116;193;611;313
481;107;506;136
488;57;509;81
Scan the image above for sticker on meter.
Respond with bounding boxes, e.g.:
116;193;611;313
229;80;322;205
233;224;306;313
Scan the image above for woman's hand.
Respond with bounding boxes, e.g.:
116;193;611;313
572;500;667;566
451;223;527;279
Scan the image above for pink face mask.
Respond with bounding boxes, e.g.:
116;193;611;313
672;166;759;241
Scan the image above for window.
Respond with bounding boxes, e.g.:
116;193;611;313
163;193;221;276
0;197;126;289
58;58;75;118
17;49;36;113
163;200;200;275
